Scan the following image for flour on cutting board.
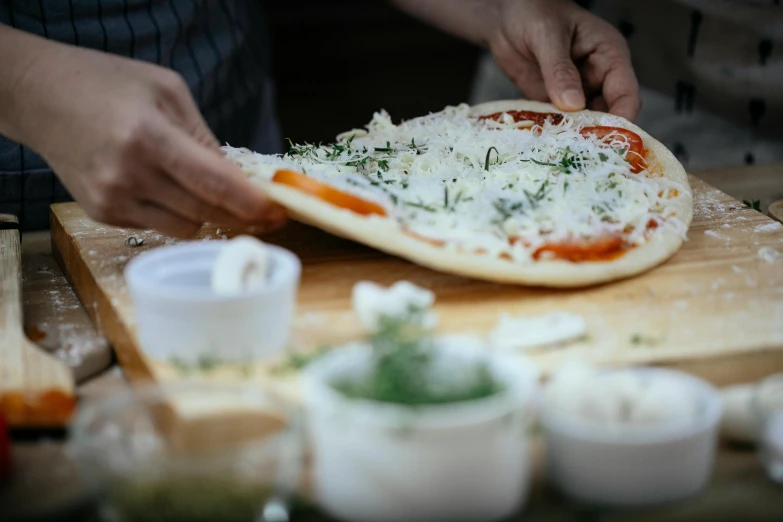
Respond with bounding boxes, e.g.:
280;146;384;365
756;222;783;233
704;230;722;239
490;312;587;351
25;267;108;369
759;246;782;263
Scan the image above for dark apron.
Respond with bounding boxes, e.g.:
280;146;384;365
0;0;281;230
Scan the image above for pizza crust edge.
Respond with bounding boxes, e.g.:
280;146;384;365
249;100;693;288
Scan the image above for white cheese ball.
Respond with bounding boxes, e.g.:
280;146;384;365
546;363;699;427
351;280;437;333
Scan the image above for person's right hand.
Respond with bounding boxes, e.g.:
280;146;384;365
4;31;285;238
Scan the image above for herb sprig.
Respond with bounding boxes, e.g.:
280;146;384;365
333;307;502;405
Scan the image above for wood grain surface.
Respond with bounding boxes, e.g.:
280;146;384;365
49;176;783;392
0;215;75;427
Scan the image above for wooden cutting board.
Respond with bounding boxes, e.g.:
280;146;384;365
0;215;76;428
50;176;783;389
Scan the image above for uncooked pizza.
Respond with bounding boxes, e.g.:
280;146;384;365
222;100;692;287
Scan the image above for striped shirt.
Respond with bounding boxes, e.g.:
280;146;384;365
0;0;281;230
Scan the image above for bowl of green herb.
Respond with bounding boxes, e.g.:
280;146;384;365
68;382;303;522
302;286;539;522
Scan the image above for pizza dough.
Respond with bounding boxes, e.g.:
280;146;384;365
223;100;692;287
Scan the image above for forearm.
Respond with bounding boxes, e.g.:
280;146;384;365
0;24;64;145
389;0;502;48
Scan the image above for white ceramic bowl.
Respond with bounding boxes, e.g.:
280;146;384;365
541;367;722;507
125;241;301;365
302;337;539;522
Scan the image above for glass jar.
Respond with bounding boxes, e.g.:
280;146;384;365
67;382;304;522
752;373;783;484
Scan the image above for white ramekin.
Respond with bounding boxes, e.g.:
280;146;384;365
302;336;539;522
541;367;723;507
124;240;301;364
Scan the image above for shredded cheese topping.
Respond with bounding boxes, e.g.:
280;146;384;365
223;104;688;262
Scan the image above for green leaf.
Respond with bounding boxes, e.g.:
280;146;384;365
485;146;499;171
743;199;762;211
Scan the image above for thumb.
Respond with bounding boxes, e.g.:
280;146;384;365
533;34;585;111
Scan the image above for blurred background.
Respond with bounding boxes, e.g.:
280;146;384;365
266;0;479;146
265;0;480;143
268;0;783;175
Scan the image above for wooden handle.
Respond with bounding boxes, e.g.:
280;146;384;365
0;214;23;338
0;214;76;427
769;200;783;225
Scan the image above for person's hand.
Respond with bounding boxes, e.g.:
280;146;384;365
2;30;285;237
487;0;640;120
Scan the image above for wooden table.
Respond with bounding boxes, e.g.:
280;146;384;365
3;162;783;522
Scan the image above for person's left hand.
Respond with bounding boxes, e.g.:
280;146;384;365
487;0;640;120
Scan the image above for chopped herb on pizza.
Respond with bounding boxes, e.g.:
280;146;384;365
223;100;692;287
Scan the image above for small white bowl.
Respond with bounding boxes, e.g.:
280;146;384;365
125;241;301;365
302;336;539;522
541;367;722;507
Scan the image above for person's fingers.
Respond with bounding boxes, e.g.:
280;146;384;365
149;174;289;231
111;199;202;238
576;44;639;121
142;174;251;228
588;95;609;113
529;30;586;111
491;36;549;101
601;59;641;121
147;120;280;223
154;71;221;150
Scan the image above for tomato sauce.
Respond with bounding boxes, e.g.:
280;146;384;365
479;110;564;127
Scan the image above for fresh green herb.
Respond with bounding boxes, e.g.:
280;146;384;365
443;186;449;209
408;138;426;154
405;201;437;212
332;307;502;405
110;476;275;522
286;139;319;158
485;146;499;171
599;152;609;162
493;199;513;220
197;354;219;372
169;357;191;375
630;333;658;346
558;150;580;174
524;158;558;168
275;345;331;373
743;199;762;211
374;141;394;153
377;159;390;171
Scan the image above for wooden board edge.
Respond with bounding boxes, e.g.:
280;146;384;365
50;206;154;385
650;347;783;387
